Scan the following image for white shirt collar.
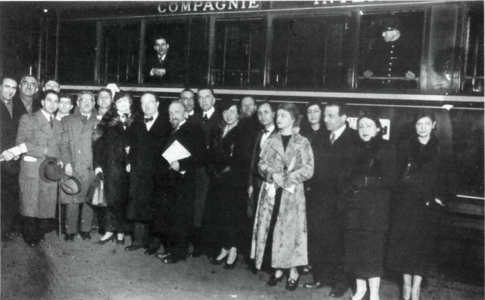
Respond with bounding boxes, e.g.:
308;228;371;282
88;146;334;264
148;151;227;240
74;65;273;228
158;54;167;61
177;119;186;129
203;106;215;119
41;109;54;121
332;124;347;141
264;124;275;134
81;112;91;119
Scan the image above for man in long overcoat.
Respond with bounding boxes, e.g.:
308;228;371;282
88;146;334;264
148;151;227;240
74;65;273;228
4;90;66;246
156;101;205;263
60;91;98;241
125;93;171;253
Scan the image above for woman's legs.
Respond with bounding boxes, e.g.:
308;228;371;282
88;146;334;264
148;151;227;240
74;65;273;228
402;274;412;300
353;278;367;300
100;231;114;241
226;246;237;264
216;247;229;261
411;275;422;300
289;267;299;280
368;277;380;300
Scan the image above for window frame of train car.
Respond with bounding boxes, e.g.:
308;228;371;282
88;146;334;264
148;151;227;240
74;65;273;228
353;7;428;92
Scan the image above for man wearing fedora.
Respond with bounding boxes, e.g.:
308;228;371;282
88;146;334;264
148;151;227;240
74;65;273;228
3;90;68;246
362;16;420;89
60;90;98;241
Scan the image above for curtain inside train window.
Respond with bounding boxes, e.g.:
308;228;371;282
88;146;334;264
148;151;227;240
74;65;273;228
462;3;484;95
270;15;350;90
58;22;96;84
99;22;140;85
358;11;424;91
212;19;264;87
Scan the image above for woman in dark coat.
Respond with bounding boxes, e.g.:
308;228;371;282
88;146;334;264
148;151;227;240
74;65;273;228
341;113;397;300
299;99;327;275
387;110;446;300
205;99;250;269
92;92;136;244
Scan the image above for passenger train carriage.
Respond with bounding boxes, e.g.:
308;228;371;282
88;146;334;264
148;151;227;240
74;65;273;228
0;0;483;285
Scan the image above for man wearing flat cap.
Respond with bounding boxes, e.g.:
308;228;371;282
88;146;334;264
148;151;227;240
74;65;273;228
362;16;420;89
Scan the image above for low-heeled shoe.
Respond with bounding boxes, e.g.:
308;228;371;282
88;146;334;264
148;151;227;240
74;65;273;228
266;274;284;287
223;256;238;270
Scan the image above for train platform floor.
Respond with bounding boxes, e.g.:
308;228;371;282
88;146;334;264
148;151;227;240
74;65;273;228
2;231;483;300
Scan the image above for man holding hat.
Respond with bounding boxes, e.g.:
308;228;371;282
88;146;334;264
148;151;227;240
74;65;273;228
2;90;68;246
60;90;98;241
362;16;420;89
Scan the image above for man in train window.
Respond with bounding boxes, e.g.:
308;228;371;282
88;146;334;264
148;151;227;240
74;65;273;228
361;17;420;89
144;35;183;85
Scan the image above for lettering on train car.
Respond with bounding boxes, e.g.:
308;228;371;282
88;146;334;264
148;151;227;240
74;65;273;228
157;1;261;14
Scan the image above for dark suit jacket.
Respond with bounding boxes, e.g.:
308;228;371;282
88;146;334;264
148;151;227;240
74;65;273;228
159;120;206;236
1;97;28;175
193;109;222;150
248;126;277;190
126;114;171;222
144;52;184;85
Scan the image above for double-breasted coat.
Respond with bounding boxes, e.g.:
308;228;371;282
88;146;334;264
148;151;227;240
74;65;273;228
16;110;67;218
60;107;98;204
341;138;397;277
251;133;314;269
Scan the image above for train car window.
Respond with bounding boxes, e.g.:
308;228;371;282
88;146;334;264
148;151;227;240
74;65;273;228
358;11;424;91
212;19;264;87
462;3;484;94
187;17;210;87
270;15;350;89
99;22;140;84
144;20;188;86
58;22;96;84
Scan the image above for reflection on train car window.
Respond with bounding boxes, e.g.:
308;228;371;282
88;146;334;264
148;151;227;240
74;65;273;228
462;3;484;94
58;22;96;84
99;22;140;84
212;19;264;87
144;20;189;86
358;11;424;91
270;15;350;89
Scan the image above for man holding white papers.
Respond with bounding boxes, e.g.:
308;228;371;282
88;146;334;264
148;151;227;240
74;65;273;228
155;101;205;264
125;93;171;253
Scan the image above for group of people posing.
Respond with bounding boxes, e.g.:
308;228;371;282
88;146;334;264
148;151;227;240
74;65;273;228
0;75;448;300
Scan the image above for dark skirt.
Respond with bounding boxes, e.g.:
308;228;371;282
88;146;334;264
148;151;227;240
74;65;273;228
387;191;440;276
344;230;386;278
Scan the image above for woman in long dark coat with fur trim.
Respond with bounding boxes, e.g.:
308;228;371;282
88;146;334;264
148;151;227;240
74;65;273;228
341;113;397;300
92;92;136;245
387;110;447;300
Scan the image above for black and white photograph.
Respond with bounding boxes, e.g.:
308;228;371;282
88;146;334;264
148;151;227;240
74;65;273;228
0;1;483;300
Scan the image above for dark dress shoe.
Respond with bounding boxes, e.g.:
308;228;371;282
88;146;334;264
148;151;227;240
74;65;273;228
80;232;91;240
124;245;143;251
329;285;349;298
161;254;183;264
116;237;125;245
144;246;159;256
64;234;75;242
247;264;258;275
223;256;238;270
266;274;284;287
303;281;324;289
209;257;226;265
286;277;300;292
188;249;202;258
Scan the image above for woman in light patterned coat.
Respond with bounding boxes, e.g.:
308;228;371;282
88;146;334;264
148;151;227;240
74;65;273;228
251;103;314;292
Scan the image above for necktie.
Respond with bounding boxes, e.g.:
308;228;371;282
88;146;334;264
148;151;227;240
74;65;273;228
262;128;269;134
144;117;154;123
203;114;209;124
82;115;88;124
49;115;54;128
330;133;336;145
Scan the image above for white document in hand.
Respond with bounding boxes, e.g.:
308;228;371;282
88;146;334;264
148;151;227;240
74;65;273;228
162;140;191;174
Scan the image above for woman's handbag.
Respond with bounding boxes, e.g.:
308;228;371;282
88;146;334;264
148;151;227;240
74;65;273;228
86;173;107;206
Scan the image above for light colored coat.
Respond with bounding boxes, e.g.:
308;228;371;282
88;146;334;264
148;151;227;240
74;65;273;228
251;132;314;269
59;107;98;204
16;110;66;218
